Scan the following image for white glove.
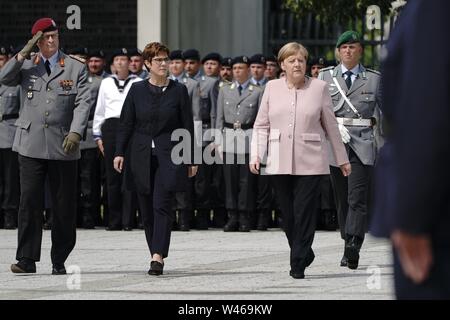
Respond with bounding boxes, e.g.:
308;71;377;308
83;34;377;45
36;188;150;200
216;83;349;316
338;123;351;144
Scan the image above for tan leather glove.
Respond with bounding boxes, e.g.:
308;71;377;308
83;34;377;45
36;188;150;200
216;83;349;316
19;31;43;59
63;132;81;154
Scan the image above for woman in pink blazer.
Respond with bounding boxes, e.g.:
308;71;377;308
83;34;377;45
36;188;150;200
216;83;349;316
250;42;351;279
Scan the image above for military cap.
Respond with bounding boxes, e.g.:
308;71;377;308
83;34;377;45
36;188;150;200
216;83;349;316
231;56;250;67
221;57;233;67
111;48;129;60
265;55;277;63
0;45;9;56
249;54;266;65
88;49;106;59
31;17;57;36
201;52;223;64
183;49;200;61
308;56;327;67
169;50;184;61
69;47;89;56
128;48;143;57
336;30;361;48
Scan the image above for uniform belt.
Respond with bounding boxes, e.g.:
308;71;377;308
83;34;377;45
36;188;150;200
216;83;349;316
224;122;254;130
336;117;375;127
0;114;19;122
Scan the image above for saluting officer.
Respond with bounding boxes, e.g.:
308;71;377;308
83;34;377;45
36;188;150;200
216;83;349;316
319;31;383;269
0;18;91;274
0;45;21;230
169;49;201;231
216;56;263;232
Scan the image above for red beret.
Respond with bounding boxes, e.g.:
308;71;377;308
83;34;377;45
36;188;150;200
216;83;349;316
31;18;57;36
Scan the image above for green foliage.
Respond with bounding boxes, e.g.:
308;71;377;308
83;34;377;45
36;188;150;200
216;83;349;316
283;0;393;24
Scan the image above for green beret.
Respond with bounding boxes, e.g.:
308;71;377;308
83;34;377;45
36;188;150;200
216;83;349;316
336;31;361;48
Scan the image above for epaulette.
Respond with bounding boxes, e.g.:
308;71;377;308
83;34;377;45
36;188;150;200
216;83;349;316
69;54;86;64
319;66;334;73
366;68;381;76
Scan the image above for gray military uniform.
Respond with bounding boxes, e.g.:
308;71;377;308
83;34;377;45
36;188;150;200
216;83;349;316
0;52;91;160
319;64;383;166
81;72;107;150
216;81;263;154
196;75;218;145
0;84;21;148
319;63;382;242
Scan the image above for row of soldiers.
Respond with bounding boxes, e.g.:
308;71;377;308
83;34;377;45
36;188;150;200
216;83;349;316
0;44;337;232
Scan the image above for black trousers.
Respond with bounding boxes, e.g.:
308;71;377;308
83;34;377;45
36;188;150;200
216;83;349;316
271;175;321;273
222;153;256;211
16;155;77;264
138;152;175;258
0;148;19;212
394;246;450;299
330;148;373;240
78;148;101;220
102;119;137;228
194;161;213;209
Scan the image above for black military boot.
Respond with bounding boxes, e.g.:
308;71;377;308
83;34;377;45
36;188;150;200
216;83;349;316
178;209;192;232
238;211;250;232
223;210;239;232
256;209;271;231
4;210;18;230
344;236;363;270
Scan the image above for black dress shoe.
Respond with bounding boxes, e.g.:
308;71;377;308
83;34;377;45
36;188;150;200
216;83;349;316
52;264;67;275
148;261;164;276
106;225;122;231
11;259;36;274
123;227;133;231
289;270;305;279
344;237;361;270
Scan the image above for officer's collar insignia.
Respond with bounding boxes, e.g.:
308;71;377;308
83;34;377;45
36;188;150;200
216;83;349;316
249;85;254;91
59;57;65;68
183;78;188;83
202;76;206;81
230;83;236;90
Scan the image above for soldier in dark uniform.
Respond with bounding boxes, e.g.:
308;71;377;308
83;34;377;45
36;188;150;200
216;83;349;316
216;56;263;232
319;31;383;269
0;18;91;274
169;49;201;231
0;45;21;230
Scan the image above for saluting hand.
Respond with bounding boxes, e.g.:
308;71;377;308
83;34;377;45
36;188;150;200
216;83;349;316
114;157;124;173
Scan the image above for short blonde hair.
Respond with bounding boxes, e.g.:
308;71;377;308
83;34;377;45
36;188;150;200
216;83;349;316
277;42;309;64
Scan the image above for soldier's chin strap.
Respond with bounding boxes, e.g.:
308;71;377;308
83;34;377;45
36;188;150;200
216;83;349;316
330;70;362;119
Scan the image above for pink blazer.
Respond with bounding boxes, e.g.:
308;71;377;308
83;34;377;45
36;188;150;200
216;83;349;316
251;78;349;175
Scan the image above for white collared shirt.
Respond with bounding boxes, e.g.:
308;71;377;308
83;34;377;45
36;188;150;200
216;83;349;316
93;74;143;138
341;64;360;85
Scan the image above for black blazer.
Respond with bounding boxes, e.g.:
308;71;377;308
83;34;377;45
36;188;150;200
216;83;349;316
116;79;195;194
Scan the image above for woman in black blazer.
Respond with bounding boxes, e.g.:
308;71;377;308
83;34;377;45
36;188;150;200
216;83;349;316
114;42;197;275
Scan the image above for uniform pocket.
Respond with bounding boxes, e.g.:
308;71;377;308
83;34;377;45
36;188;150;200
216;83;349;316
15;119;31;131
301;133;321;142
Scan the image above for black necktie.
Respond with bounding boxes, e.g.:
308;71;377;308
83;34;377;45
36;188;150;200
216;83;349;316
44;60;51;76
238;85;243;96
344;71;353;90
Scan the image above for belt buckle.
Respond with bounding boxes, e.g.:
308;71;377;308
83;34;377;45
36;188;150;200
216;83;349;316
233;122;241;130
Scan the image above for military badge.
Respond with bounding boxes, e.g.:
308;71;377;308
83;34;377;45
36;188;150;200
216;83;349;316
27;91;33;100
60;80;74;93
249;85;254;92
